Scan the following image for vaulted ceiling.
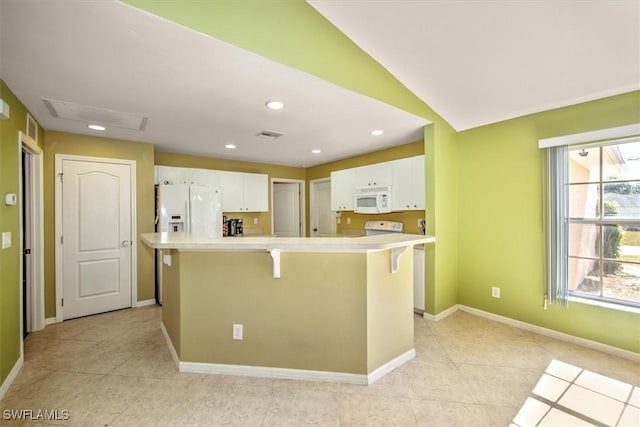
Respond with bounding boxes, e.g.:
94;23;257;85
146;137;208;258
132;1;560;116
1;1;637;167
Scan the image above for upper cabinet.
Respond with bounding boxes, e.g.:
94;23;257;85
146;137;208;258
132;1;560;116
392;155;425;211
155;166;268;212
329;155;425;212
330;168;355;211
353;162;393;188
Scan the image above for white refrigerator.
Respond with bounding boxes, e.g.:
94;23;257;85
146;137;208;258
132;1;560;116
156;184;223;303
157;184;223;238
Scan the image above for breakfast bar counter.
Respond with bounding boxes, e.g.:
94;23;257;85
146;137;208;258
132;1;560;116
141;232;435;385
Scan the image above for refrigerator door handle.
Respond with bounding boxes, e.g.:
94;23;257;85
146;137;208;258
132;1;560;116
186;200;191;233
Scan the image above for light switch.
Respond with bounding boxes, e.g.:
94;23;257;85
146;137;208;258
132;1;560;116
2;232;11;249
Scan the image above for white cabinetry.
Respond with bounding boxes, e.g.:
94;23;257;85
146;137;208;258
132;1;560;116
219;171;268;212
330;168;355;211
155;166;268;212
354;162;392;188
392;155;425;211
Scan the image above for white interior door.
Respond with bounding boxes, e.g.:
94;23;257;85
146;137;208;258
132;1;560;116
60;158;133;320
273;183;300;237
312;180;335;236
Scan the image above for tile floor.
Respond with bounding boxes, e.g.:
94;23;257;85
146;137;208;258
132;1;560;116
0;306;638;426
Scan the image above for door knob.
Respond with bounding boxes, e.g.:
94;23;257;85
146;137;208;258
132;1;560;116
121;240;131;247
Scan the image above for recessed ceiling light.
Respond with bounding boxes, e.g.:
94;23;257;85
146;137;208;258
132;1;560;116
265;100;284;110
88;124;106;131
371;129;384;136
225;143;236;149
311;149;321;154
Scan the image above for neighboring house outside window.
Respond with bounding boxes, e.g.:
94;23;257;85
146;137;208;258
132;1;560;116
567;141;640;306
542;125;640;309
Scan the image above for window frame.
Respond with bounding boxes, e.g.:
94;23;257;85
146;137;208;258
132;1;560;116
540;124;640;309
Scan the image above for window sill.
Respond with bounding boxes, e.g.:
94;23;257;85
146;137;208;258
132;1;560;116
569;296;640;315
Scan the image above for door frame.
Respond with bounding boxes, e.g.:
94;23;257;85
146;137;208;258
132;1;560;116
18;131;45;337
270;178;305;237
309;177;336;237
55;154;137;322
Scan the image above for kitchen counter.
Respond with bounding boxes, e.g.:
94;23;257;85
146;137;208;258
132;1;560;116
140;232;434;253
142;232;434;385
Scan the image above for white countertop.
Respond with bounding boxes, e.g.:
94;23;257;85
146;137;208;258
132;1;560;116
140;232;435;253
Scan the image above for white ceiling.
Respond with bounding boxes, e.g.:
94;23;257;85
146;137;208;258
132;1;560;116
2;2;638;168
309;0;640;131
0;0;428;167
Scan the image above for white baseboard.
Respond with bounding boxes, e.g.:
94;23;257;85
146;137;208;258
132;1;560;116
159;321;413;385
423;304;460;321
45;317;57;325
180;360;368;385
367;348;415;385
0;355;23;401
159;322;180;370
136;299;157;308
458;305;640;363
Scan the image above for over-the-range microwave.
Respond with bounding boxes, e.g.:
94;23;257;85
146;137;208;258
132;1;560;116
354;186;392;214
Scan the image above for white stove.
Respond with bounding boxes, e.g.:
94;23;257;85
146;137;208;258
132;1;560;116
364;220;404;235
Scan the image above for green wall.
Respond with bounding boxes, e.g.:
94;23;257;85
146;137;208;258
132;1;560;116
457;91;640;352
43;131;156;317
0;81;44;385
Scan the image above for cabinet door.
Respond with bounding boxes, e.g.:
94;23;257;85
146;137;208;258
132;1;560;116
219;171;244;212
243;173;268;212
354;162;392;188
392;157;414;210
392;155;425;211
330;169;354;210
411;155;425;210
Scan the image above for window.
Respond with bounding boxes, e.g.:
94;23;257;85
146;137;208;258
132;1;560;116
545;129;640;309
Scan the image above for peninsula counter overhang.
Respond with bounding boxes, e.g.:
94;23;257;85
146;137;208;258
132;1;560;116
140;232;435;253
141;232;435;277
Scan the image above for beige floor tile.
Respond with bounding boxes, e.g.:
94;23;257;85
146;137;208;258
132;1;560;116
0;371;103;412
558;384;625;426
186;384;274;426
262;389;340;426
618;404;640;427
50;375;149;427
532;373;570;402
411;399;496;427
456;364;541;407
574;369;633;402
512;396;550;427
342;369;408;397
436;334;553;370
399;360;477;403
414;335;451;363
340;393;416;426
538;407;596;426
4;305;638;427
109;379;209;427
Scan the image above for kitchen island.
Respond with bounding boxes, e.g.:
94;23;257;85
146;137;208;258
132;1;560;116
141;232;435;384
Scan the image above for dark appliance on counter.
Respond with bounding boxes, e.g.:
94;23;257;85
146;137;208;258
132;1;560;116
224;218;244;237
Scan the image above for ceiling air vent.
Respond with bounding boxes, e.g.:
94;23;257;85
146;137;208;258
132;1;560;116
42;98;148;131
257;130;284;139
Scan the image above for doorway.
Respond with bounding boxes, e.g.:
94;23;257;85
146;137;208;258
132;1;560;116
271;179;305;237
55;155;137;321
310;178;335;237
19;131;45;336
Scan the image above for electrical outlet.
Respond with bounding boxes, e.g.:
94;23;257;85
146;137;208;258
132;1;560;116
346;217;351;225
492;287;500;298
337;218;341;224
253;217;258;225
232;324;243;340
